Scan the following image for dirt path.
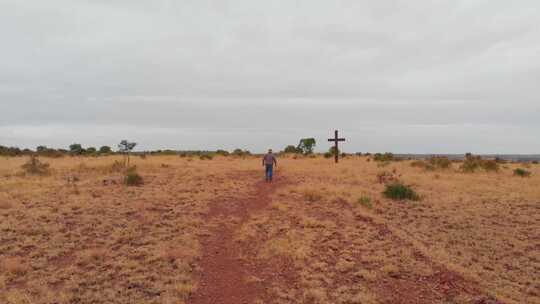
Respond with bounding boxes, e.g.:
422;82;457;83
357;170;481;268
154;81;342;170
189;171;285;304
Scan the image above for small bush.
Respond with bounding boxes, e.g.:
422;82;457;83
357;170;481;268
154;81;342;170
324;152;333;158
460;155;499;173
429;157;451;169
215;149;229;156
199;154;213;160
21;155;50;175
373;152;394;162
383;183;419;201
532;160;539;164
125;166;143;186
482;160;499;172
513;168;531;177
357;196;372;208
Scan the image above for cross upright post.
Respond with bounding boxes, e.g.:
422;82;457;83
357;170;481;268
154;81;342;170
328;130;346;163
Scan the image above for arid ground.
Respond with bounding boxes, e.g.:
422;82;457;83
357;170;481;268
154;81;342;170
0;155;539;304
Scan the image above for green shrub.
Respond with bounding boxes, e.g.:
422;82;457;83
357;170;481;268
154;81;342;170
373;152;394;162
215;150;229;156
383;183;419;201
21;155;50;175
357;196;372;208
324;152;333;159
199;154;213;160
125;166;143;186
283;145;301;154
513;168;531;177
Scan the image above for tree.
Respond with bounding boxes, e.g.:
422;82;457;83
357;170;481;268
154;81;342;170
283;145;300;154
297;138;316;155
216;149;230;156
99;146;112;154
36;146;48;153
69;144;84;155
86;147;97;155
118;140;137;166
328;146;339;156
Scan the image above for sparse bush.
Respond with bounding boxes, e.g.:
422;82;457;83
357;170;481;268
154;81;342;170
99;146;112;154
199;154;213;160
283;145;301;154
482;160;499;172
215;149;229;156
429;157;451;169
411;157;451;171
383;183;419;201
36;146;64;158
125;166;143;186
460;154;499;173
232;149;251;157
21;155;50;175
513;168;531;177
357;196;372;208
0;145;23;157
324;152;333;158
373;152;394;162
461;156;481;172
532;160;539;164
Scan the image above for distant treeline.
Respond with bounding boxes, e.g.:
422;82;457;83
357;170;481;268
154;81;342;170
0;144;254;157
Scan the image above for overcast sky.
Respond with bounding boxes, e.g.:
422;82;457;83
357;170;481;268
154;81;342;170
1;1;539;153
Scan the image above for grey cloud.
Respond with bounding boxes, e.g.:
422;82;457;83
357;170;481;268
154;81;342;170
1;0;539;153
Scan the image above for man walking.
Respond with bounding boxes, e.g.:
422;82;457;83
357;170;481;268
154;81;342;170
262;149;277;182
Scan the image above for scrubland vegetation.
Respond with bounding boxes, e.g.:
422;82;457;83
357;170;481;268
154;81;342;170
0;153;538;304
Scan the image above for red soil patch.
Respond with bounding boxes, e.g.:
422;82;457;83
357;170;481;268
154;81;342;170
190;171;288;304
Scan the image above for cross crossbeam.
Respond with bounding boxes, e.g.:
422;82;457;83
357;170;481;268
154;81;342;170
328;130;346;163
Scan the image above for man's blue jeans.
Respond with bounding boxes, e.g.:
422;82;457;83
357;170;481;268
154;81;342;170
265;164;273;181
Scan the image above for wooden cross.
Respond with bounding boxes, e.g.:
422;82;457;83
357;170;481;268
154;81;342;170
328;130;345;163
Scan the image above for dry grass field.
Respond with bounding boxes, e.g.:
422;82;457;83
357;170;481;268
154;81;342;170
0;155;539;304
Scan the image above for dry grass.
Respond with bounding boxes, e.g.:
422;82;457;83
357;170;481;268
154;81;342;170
0;155;538;303
236;157;540;304
0;155;254;304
